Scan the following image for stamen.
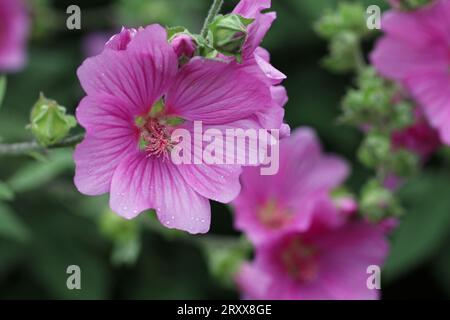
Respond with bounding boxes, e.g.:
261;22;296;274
138;117;176;159
258;200;292;229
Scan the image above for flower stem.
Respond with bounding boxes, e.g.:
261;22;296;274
0;133;84;157
201;0;224;38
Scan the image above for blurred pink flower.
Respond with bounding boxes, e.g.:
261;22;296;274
0;0;29;72
232;128;350;244
236;221;389;300
371;0;450;145
74;25;274;234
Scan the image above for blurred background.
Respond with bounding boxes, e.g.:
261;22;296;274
1;0;450;299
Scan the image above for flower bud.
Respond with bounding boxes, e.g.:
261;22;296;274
170;33;197;61
360;180;403;221
358;132;391;169
29;93;76;147
208;14;254;62
99;209;141;266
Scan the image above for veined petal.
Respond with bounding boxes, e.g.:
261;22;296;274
110;154;211;234
166;58;271;124
74;134;138;196
76;95;137;138
77;26;177;116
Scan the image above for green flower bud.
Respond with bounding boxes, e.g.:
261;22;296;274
322;31;359;73
202;236;252;288
360;180;403;221
315;2;371;40
99;210;141;266
208;14;254;62
390;149;419;178
358;132;391;169
29;93;76;147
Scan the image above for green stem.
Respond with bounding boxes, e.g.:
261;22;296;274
0;133;84;157
353;41;366;75
201;0;224;38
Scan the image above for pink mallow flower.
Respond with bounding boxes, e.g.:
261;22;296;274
232;0;288;134
74;25;274;234
236;221;389;300
371;0;450;145
232;128;350;244
0;0;29;71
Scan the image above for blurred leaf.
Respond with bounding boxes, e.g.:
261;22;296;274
201;236;252;288
111;237;141;266
8;150;74;193
383;172;450;282
27;212;111;299
0;241;25;280
432;237;450;298
0;181;14;201
0;75;6;109
0;202;29;242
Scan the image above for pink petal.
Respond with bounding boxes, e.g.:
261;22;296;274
370;37;447;80
110;154;211;234
177;163;242;204
76;95;136;138
77;25;177;116
74;134;138;196
405;70;450;144
166;58;271;124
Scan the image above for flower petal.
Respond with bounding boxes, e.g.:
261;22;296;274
166;58;271;124
77;25;177;115
110;154;211;234
74;134;138;196
76;95;137;138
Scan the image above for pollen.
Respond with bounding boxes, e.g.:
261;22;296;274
138;117;176;159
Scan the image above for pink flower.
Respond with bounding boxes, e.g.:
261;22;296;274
232;0;288;133
74;25;274;234
371;0;450;144
0;0;29;72
236;221;389;300
232;128;350;244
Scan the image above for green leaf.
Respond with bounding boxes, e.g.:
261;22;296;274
166;26;188;40
8;149;74;193
0;181;14;201
0;75;6;109
383;172;450;282
0;203;29;242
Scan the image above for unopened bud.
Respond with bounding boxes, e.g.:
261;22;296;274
29;93;76;147
170;33;197;62
208;14;254;62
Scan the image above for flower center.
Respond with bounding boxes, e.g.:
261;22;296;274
258;200;292;229
139;118;174;158
281;238;318;283
135;100;183;159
